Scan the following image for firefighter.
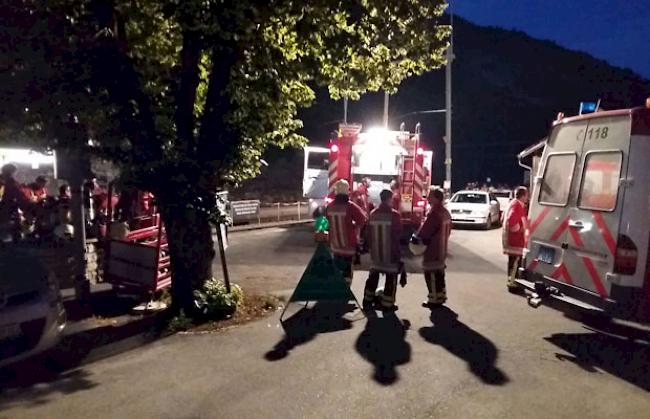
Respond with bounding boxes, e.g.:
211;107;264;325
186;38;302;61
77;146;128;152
390;180;401;211
58;184;71;203
351;177;372;263
0;164;29;241
502;186;529;292
326;179;367;285
352;177;372;215
25;176;48;203
363;189;402;311
412;188;452;308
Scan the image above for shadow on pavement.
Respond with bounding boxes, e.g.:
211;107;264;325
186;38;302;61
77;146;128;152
545;326;650;391
0;312;165;400
0;368;97;412
265;301;356;361
354;311;411;385
418;307;508;385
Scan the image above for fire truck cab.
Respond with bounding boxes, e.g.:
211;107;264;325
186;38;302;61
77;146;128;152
518;101;650;324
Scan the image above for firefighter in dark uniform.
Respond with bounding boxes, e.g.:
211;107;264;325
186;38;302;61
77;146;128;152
412;188;452;308
325;180;367;285
363;189;402;311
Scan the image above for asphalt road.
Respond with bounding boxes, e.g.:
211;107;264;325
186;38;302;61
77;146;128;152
2;225;649;418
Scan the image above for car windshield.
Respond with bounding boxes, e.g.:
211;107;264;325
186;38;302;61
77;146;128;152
451;193;488;204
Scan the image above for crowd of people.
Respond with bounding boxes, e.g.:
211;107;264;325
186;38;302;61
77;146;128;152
321;177;531;311
324;178;452;311
0;163;154;244
464;181;513;192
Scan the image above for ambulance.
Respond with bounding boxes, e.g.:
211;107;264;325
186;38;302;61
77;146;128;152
517;99;650;324
303;123;433;231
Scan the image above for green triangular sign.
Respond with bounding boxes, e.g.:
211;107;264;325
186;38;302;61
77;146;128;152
289;243;356;302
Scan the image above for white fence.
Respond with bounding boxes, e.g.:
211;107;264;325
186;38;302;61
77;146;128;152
230;201;311;225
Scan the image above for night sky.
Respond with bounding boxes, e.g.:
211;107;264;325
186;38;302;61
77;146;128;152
451;0;650;79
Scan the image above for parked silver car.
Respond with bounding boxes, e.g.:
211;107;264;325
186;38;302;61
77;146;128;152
0;249;66;367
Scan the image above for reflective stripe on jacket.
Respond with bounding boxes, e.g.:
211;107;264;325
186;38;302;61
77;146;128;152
368;203;402;273
326;198;367;256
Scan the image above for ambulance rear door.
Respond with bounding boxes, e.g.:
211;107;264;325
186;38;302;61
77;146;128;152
526;119;588;283
561;114;631;300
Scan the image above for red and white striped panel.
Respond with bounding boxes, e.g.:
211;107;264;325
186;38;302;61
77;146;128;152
414;155;426;204
328;156;339;194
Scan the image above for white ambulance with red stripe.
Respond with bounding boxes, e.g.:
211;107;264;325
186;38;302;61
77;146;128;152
518;100;650;324
313;123;433;231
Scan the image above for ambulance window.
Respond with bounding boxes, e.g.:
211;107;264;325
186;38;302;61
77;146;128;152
539;153;576;206
578;151;622;211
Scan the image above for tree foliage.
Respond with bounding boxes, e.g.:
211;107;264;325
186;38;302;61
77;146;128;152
1;0;449;311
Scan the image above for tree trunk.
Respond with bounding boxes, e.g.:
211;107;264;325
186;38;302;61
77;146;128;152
161;206;215;316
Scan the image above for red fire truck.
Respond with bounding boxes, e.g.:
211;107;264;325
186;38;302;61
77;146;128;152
304;123;433;231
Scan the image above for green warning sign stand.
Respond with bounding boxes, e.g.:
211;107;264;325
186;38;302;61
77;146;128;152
280;243;363;324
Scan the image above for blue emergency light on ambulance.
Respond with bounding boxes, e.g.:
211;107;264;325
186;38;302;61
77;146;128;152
579;101;598;115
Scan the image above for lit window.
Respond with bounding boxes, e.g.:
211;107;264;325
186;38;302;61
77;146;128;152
578;151;622;211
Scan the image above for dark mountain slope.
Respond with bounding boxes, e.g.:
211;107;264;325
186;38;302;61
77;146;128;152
238;16;650;198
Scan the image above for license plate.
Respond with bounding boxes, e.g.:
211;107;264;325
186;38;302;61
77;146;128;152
0;324;21;340
538;246;555;264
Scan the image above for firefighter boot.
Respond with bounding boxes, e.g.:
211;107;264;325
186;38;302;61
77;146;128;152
380;274;398;312
507;257;522;293
507;276;519;292
422;271;446;309
363;271;380;311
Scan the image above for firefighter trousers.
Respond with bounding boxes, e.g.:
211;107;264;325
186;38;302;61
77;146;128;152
424;270;447;304
363;270;397;309
333;255;354;285
507;255;522;288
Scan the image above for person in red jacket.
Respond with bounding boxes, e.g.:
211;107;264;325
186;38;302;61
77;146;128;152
389;180;401;211
326;179;367;285
363;189;403;311
502;186;529;292
351;177;372;215
413;188;452;308
0;164;30;241
26;176;48;203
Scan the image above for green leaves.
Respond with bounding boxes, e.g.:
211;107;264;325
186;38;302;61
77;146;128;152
1;0;450;195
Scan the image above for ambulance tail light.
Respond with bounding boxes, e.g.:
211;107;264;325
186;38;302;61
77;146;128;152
614;234;638;275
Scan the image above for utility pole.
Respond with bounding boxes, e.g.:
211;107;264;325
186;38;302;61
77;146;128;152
343;97;348;124
383;91;390;128
444;13;454;193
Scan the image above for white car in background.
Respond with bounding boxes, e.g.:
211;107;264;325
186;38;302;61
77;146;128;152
447;190;501;229
0;249;66;367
